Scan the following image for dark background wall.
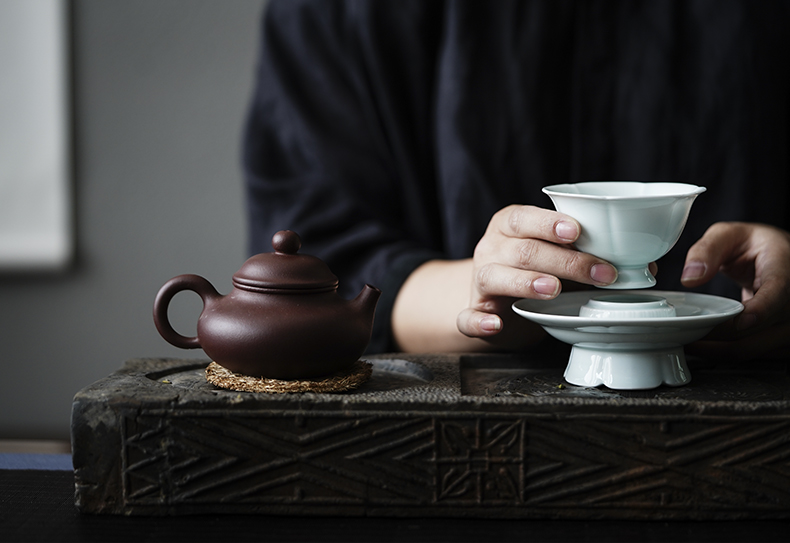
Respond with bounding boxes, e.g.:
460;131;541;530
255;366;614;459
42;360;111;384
0;0;267;440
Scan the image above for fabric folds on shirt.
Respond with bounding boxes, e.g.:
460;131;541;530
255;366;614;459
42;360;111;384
244;0;790;353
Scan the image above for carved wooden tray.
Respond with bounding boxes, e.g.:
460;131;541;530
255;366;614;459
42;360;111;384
71;350;790;518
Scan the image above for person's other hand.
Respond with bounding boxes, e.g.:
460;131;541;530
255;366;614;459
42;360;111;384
456;205;618;348
682;222;790;360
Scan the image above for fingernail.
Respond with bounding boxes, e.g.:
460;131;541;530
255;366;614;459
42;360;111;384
737;313;756;332
555;220;579;242
682;262;707;282
590;263;617;285
533;276;559;296
480;315;502;332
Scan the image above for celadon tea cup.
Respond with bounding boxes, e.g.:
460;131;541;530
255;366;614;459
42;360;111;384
542;181;706;289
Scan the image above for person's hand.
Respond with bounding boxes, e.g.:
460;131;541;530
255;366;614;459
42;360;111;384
456;205;619;349
682;222;790;360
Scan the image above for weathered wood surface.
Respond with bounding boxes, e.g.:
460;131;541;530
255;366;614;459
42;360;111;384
71;351;790;518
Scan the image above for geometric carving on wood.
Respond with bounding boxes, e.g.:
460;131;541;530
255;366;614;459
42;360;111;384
433;418;524;504
122;410;436;506
121;409;790;512
523;418;790;510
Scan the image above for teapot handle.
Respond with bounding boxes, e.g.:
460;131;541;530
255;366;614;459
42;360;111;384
153;274;220;349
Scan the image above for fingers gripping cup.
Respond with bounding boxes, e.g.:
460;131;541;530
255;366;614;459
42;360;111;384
543;182;706;289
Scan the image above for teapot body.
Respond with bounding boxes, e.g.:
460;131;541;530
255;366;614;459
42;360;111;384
196;287;376;380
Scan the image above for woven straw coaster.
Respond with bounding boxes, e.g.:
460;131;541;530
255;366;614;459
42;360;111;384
205;360;372;394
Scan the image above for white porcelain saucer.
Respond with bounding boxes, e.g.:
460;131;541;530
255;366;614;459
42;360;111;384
512;290;743;390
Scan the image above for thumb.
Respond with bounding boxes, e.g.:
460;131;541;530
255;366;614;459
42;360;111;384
457;307;503;338
680;222;748;288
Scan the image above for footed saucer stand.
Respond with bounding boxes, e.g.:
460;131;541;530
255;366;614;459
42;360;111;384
512;290;743;391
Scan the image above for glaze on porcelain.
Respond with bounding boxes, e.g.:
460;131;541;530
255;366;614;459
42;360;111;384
579;294;676;319
512;291;743;390
542;182;706;289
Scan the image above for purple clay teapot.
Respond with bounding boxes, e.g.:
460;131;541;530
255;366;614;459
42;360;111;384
153;230;381;380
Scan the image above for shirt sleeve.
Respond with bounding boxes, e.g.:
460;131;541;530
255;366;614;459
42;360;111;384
242;0;445;353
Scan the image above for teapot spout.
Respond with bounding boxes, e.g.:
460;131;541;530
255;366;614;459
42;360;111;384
351;284;382;323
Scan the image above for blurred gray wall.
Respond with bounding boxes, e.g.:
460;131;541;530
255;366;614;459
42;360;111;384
0;0;267;440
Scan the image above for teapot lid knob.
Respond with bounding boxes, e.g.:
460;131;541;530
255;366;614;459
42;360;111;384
272;230;301;255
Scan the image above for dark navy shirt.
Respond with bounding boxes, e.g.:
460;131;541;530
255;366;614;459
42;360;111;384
243;0;790;353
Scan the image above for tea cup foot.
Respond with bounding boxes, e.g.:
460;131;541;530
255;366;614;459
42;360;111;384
599;266;656;289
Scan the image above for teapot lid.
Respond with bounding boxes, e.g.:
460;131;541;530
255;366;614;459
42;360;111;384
232;230;339;292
